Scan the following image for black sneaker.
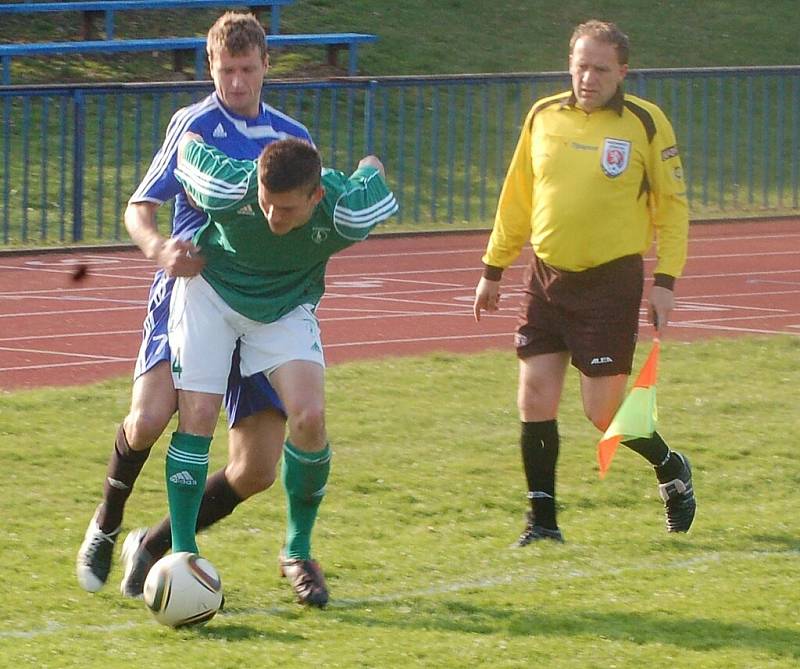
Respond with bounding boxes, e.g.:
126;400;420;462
119;528;155;599
279;550;329;608
511;511;564;547
658;452;696;533
76;506;121;593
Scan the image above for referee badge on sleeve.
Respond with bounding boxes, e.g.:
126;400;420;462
601;138;631;177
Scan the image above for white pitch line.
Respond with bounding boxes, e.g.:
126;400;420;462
328;232;800;259
0;345;130;362
0;329;139;343
322;310;476;321
680;288;800;300
0;547;795;640
326;332;508;348
0;284;149;297
686;249;800;259
0;357;135;373
0;264;151;280
747;278;800;287
672;322;799;336
0;305;141;319
6;295;144;306
678;312;800;325
677;300;791;313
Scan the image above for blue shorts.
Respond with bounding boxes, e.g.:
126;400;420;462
134;269;286;426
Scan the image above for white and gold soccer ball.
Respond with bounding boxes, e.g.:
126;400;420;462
143;552;223;628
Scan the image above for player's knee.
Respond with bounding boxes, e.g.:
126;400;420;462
124;409;172;449
517;390;558;421
287;405;326;446
586;408;613;433
226;461;276;498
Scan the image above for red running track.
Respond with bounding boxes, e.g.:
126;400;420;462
0;220;798;390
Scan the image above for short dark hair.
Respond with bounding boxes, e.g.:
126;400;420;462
570;20;630;65
258;139;321;195
207;12;267;62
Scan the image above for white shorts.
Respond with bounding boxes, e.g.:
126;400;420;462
168;275;325;394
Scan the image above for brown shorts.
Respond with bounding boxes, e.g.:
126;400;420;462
515;254;643;377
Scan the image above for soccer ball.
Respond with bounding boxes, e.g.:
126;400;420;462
143;552;223;628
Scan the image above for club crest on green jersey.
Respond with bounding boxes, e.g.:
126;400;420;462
311;226;329;244
601;138;631;177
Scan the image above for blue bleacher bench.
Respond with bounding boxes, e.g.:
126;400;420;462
0;1;295;39
0;33;379;83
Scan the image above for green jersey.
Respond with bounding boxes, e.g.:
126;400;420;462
175;139;398;322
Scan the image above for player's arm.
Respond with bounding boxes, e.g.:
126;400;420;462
481;107;536;275
330;156;399;241
175;133;257;212
124;201;204;277
647;106;689;331
474;108;535;322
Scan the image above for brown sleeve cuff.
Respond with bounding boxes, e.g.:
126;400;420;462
482;264;504;281
653;273;675;290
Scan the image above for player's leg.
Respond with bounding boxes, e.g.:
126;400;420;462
237;304;330;562
581;371;695;531
165;275;238;554
119;346;288;598
167;390;222;553
514;351;570;546
270;359;329;548
236;305;330;605
511;257;571;547
574;254;695;532
119;408;286;597
76;271;177;593
269;359;330;607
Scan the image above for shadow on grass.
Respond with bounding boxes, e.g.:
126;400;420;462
750;534;800;552
195;622;305;643
332;603;800;659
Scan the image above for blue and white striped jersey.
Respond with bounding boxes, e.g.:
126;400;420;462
130;91;312;241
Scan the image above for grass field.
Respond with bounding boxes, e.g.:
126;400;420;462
2;338;799;667
3;0;800;82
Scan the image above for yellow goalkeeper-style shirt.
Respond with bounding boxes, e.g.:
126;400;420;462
482;88;688;281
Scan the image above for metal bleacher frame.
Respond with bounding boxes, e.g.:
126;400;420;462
0;1;378;80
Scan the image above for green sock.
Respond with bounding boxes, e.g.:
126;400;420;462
166;431;211;554
282;440;331;560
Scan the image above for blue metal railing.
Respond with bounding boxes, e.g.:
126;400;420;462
1;67;799;247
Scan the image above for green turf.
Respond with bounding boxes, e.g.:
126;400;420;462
1;337;799;667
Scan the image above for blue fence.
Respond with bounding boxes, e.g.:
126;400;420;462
1;66;799;247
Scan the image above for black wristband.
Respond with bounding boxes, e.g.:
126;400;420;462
653;273;675;290
482;264;504;281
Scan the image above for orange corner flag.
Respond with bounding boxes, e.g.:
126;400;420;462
597;339;660;478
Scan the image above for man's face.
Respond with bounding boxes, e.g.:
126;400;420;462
569;36;628;113
209;46;268;118
257;180;324;236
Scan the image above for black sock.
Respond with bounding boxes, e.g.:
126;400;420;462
97;425;151;533
520;420;559;530
623;432;682;482
143;468;243;558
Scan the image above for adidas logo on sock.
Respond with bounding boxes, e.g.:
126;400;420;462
212;123;227;138
169;470;197;486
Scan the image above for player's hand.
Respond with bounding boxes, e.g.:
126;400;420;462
177;131;204;168
648;285;675;333
473;277;501;322
157;237;205;277
358;155;385;178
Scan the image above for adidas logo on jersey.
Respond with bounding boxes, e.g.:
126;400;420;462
169;470;197;486
237;204;255;216
212;123;227;138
